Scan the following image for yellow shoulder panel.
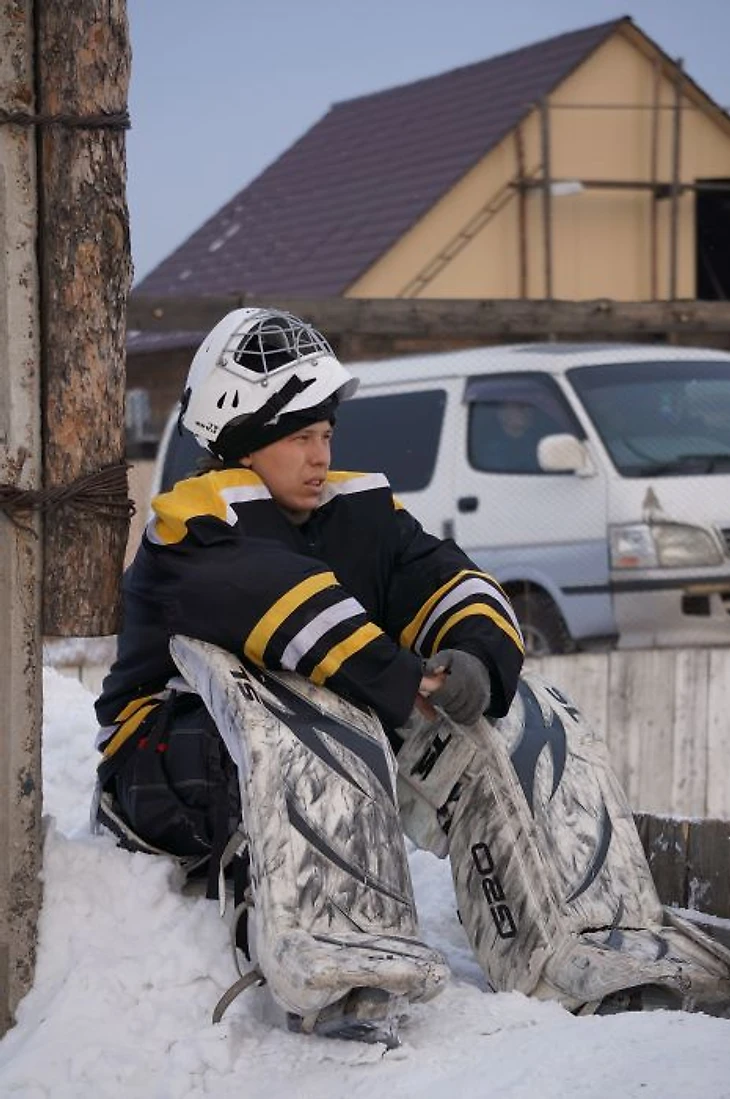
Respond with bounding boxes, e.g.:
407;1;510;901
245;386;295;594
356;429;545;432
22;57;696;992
150;469;262;545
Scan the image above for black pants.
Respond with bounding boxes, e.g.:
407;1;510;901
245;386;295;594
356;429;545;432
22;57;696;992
107;693;241;859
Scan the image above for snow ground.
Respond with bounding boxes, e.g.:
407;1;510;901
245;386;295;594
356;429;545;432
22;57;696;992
0;667;729;1099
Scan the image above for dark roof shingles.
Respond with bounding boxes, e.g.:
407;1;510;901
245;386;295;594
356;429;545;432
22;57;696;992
135;20;621;300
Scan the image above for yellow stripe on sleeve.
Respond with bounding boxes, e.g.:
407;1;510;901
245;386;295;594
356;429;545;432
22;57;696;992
431;605;525;656
399;569;510;650
244;571;339;665
309;622;384;685
399;571;469;649
115;694;161;723
102;700;161;759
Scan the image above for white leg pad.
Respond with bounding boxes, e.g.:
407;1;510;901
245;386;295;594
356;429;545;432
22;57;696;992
399;673;730;1012
170;636;449;1018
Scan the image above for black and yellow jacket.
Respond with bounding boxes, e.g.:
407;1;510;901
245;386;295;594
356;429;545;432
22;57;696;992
95;468;524;763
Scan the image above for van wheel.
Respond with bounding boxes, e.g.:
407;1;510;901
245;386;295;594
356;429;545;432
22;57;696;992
511;592;575;657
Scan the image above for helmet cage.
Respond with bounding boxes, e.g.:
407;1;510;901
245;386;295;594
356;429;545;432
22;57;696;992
226;312;334;382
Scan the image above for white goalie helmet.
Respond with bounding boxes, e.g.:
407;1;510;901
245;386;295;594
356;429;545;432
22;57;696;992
180;308;359;459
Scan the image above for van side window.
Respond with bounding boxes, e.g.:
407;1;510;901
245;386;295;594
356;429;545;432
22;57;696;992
466;373;582;475
332;390;446;491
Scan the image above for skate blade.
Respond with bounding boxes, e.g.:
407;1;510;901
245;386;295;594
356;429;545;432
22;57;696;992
288;989;404;1049
593;983;684;1015
583;983;730;1018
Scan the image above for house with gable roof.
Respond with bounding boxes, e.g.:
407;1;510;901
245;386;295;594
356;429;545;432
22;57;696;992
127;15;730;445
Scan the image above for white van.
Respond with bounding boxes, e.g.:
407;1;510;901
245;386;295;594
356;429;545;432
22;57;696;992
152;342;730;656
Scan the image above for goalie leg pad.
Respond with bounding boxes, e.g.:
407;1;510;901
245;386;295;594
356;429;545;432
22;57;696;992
170;636;448;1019
451;674;730;1010
401;673;730;1012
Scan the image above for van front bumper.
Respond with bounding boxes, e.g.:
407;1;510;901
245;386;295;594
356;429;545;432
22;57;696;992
611;573;730;648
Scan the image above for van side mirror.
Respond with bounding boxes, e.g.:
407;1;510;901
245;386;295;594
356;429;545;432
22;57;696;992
538;433;594;477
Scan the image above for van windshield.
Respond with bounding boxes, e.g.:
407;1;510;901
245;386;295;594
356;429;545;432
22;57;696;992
567;360;730;477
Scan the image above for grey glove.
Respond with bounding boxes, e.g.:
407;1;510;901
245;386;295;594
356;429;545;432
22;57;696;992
423;649;491;725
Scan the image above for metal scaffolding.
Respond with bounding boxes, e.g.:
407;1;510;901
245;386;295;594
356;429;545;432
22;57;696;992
401;63;730;302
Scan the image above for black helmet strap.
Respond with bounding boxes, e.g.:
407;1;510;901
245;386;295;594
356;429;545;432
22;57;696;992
212;374;317;461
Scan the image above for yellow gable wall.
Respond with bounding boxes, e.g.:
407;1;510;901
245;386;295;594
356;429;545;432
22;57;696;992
348;28;730;301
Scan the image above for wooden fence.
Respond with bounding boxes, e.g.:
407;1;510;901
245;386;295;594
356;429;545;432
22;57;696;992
529;648;730;920
635;813;730;922
528;648;730;820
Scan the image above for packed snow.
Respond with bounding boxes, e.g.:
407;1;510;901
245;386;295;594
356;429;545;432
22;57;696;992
1;666;729;1098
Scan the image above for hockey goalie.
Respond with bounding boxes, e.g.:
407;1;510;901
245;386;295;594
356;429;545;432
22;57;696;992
94;307;730;1044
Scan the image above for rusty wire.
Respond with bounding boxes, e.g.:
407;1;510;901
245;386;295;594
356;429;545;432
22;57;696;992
0;108;130;130
0;462;136;535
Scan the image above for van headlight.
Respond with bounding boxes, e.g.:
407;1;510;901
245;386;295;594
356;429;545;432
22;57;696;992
609;522;723;569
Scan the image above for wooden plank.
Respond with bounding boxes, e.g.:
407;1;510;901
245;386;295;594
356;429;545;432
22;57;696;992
634;813;689;909
515;649;730;818
606;650;676;813
671;649;710;817
686;818;730;917
634;814;730;920
530;652;609;741
707;649;730;819
566;652;609;742
631;651;678;816
605;652;640;805
126;295;730;340
0;0;43;1037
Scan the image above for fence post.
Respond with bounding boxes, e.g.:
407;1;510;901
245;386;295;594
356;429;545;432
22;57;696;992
0;0;43;1035
0;0;132;1035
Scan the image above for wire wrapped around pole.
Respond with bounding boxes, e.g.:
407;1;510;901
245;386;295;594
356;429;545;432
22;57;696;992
0;462;135;534
0;108;130;130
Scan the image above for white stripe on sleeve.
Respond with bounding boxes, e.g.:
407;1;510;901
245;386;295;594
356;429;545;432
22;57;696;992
414;577;521;653
279;596;366;670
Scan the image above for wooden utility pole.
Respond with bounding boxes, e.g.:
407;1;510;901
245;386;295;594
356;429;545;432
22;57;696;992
0;0;131;1035
0;0;43;1036
37;0;132;636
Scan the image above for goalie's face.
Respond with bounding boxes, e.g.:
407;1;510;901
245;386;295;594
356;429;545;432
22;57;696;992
241;420;333;523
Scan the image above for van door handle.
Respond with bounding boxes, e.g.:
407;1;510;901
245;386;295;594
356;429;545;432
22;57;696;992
457;496;479;513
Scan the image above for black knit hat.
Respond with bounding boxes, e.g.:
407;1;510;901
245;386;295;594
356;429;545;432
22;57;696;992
214;392;339;461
